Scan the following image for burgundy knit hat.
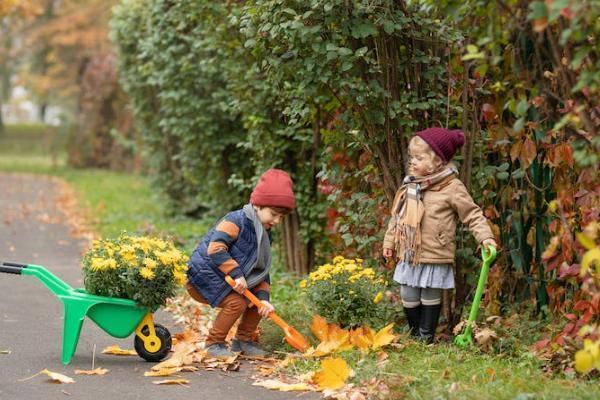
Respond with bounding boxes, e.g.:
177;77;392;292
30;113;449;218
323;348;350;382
250;169;296;210
415;127;465;163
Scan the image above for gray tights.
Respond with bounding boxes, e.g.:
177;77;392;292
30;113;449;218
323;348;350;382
400;284;442;308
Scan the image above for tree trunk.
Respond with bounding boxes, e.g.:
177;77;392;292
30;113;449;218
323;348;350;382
281;211;310;275
0;102;4;135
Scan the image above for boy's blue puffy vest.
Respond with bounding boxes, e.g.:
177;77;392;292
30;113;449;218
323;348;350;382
187;210;258;307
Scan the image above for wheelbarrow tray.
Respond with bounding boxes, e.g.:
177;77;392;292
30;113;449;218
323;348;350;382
7;263;150;364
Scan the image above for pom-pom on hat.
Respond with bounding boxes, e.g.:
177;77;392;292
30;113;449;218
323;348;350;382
415;127;465;163
250;169;296;210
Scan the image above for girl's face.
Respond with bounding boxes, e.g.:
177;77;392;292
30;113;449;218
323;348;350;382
255;206;285;230
408;137;442;176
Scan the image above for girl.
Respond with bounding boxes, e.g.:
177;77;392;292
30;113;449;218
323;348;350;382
383;128;496;343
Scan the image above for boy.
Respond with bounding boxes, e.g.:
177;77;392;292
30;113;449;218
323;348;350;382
186;169;295;357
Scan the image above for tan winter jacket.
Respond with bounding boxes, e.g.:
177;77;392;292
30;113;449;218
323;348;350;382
383;175;494;265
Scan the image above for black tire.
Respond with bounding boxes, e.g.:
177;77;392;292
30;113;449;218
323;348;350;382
134;324;172;362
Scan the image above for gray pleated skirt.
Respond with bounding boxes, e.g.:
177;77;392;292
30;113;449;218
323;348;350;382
393;261;455;289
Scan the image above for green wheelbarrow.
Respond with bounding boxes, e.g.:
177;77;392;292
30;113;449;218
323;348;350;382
0;262;172;365
454;246;497;348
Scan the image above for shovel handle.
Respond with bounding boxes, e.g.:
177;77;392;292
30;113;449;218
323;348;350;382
224;275;290;330
465;247;497;324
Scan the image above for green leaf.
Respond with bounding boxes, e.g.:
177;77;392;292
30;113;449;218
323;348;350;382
351;22;377;39
496;171;510;180
466;44;479;54
528;2;548;19
513;117;525;133
516;99;529;116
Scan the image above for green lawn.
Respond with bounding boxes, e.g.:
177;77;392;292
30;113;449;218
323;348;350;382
1;124;598;399
0;123;210;252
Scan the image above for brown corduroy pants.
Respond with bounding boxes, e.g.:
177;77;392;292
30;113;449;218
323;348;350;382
186;283;261;346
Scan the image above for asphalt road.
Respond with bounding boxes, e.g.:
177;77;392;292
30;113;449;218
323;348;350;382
0;173;318;400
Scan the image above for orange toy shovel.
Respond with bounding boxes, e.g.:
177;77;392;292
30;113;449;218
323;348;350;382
224;276;310;353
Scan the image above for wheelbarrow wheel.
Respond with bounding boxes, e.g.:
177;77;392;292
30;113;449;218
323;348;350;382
134;324;172;362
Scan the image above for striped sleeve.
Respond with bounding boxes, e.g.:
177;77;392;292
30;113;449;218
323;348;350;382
207;218;243;278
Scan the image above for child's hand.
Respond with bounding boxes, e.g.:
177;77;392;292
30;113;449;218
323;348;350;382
383;248;394;259
482;239;497;251
232;276;248;294
258;300;274;317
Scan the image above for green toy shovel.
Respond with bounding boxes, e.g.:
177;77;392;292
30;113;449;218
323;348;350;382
454;246;497;348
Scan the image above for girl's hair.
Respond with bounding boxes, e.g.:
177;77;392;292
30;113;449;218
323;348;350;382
409;136;445;174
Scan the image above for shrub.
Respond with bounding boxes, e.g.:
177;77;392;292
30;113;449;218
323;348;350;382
302;256;397;330
82;234;188;310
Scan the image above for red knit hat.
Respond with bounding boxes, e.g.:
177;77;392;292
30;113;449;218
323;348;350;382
415;127;465;163
250;169;296;210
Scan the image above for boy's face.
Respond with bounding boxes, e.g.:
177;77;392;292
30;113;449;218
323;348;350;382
255;206;285;230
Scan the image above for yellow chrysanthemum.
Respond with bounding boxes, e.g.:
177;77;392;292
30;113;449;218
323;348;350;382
105;258;117;270
139;267;155;280
299;279;307;289
174;271;187;286
143;258;157;269
373;291;383;304
90;257;105;271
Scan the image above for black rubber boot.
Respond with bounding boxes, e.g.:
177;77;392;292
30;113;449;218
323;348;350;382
403;306;421;337
419;304;442;344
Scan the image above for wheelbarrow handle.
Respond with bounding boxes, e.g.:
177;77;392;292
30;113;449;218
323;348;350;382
0;262;28;274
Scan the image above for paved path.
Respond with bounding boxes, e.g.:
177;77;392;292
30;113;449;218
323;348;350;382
0;173;318;400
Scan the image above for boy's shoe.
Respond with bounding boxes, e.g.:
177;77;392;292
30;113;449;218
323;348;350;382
231;339;267;357
205;342;235;358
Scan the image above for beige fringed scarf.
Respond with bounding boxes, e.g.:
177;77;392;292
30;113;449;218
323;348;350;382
391;165;458;264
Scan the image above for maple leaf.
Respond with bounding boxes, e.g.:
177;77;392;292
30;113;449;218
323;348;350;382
312;357;351;390
152;378;190;386
41;369;75;384
151;342;196;370
74;368;108;376
311;315;330;342
252;379;314;392
328;324;352;350
101;345;136;356
144;367;182;377
350;326;375;353
372;323;397;350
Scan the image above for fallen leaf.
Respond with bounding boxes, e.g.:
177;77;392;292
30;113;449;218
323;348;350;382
256;365;277;376
449;382;460;392
474;328;498;350
173;328;201;344
311;315;330;342
350;326;374;353
42;369;75;384
144;368;181;377
152;378;190;386
376;351;389;368
253;379;314;392
313;357;351;390
101;345;136;356
151;342;196;370
180;366;199;372
74;368;108;376
372;323;397;349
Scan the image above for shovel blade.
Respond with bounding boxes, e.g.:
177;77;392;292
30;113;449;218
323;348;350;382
284;327;310;353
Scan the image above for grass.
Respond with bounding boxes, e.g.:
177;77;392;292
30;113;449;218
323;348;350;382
0;123;210;252
2;124;598;399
